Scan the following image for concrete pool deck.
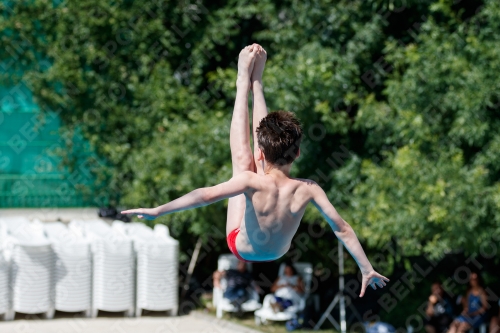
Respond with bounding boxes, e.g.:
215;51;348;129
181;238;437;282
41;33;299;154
0;312;262;333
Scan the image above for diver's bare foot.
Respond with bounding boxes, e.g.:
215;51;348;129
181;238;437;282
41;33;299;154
251;44;267;86
237;45;257;89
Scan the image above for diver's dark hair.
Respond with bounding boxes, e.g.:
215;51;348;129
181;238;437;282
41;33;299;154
256;111;302;166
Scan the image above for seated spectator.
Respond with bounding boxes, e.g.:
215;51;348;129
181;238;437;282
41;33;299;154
448;273;488;333
364;320;396;333
364;307;396;333
269;262;304;312
425;281;454;333
212;261;255;313
489;301;500;333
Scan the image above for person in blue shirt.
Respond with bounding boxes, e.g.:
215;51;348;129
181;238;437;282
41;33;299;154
448;273;488;333
213;261;256;313
363;306;396;333
364;321;396;333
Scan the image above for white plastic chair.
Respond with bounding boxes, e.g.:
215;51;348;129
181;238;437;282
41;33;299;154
213;254;261;318
0;249;13;321
44;222;92;317
71;219;135;317
11;242;55;319
0;218;26;321
0;224;8;319
0;217;30;235
113;222;179;317
0;217;31;257
5;219;56;319
254;262;313;325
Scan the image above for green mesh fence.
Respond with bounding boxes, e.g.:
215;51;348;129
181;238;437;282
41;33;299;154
0;175;96;208
0;84;99;207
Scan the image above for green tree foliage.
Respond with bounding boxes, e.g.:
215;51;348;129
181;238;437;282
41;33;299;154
350;1;500;257
1;0;499;259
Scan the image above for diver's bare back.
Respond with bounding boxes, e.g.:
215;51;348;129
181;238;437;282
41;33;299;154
236;172;316;261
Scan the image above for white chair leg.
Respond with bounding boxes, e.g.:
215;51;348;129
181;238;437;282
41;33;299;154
216;306;223;319
255;315;261;325
135;307;142;318
125;308;134;317
91;308;98;318
44;308;55;319
170;307;178;316
84;308;92;318
5;310;15;321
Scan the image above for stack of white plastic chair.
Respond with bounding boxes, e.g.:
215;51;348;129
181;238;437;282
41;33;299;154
0;221;12;321
44;222;92;317
8;218;55;319
70;219;135;317
0;248;10;320
0;216;30;259
113;222;178;317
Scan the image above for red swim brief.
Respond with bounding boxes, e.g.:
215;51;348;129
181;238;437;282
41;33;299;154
226;228;272;263
227;228;248;262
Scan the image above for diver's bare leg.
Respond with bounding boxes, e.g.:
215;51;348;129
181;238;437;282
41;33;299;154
226;45;257;236
251;45;268;175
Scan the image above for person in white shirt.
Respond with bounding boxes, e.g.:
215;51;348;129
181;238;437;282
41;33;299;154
270;262;305;312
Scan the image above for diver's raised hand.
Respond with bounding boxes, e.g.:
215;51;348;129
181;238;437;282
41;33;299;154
360;270;390;297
